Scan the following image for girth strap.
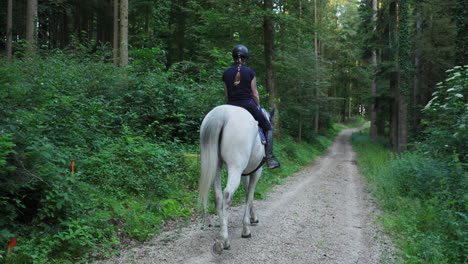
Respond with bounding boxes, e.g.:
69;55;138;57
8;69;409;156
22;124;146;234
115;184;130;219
241;158;266;176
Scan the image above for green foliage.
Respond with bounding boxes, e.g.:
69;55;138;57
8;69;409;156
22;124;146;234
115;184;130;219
79;131;178;198
352;131;466;263
158;199;192;220
0;54;205;262
0;133;15;174
130;46;167;74
119;199;162;241
421;65;467;166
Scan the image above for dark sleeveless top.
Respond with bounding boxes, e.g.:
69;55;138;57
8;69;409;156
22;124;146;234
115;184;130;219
222;64;256;102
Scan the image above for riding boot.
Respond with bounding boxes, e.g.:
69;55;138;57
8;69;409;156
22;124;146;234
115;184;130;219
265;130;280;169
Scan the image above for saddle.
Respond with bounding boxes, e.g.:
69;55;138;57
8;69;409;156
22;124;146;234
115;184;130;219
258;127;266;145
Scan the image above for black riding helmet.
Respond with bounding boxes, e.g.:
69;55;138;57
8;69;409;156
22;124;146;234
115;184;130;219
232;45;249;60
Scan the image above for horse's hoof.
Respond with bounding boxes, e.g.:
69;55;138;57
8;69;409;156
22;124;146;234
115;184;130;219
212;240;224;257
241;233;252;238
250;219;259;225
223;241;231;250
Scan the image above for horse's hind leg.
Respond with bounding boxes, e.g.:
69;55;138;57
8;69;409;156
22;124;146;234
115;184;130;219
241;168;262;238
218;168;242;249
213;170;230;243
212;169;228;254
212;167;223;222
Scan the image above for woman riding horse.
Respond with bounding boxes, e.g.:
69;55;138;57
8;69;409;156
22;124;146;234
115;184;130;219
222;45;280;169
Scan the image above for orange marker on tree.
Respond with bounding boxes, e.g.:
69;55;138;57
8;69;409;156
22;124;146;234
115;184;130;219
71;160;75;173
6;238;17;257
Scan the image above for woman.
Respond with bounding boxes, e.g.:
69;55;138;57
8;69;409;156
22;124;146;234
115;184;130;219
222;45;280;169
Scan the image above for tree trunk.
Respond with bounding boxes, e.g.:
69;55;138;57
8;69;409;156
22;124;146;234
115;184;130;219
6;0;13;59
263;0;279;132
412;4;422;135
119;0;128;67
314;0;319;133
167;0;188;65
370;0;378;142
348;82;353;120
26;0;38;54
454;0;468;65
376;49;385;135
63;8;70;48
113;0;120;65
396;0;409;152
389;0;398;150
376;97;386;136
397;94;408;153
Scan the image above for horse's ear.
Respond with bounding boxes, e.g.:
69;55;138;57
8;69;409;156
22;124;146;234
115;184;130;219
270;109;275;118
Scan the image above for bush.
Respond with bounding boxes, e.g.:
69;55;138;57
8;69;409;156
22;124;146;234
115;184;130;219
78;129;183;198
351;66;467;263
352;132;467;263
421;65;467;166
380;152;454;199
0;54;205;262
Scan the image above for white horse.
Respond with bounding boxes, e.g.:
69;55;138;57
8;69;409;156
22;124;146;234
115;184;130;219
198;104;271;255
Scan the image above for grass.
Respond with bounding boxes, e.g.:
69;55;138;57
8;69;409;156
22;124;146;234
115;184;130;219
351;125;466;264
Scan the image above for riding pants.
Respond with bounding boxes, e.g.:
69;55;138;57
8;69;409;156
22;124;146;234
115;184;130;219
227;99;272;132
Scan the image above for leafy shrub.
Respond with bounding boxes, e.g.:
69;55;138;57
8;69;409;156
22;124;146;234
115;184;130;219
0;133;15;183
352;132;467;263
0;54;206;262
78;128;183;198
130;46;167;74
421;65;467;166
379;152;452;199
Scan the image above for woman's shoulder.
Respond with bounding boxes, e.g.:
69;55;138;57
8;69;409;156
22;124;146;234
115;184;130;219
223;65;235;75
225;64;234;70
243;65;256;76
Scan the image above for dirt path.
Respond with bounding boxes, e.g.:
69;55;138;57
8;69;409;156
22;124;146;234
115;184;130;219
99;128;394;264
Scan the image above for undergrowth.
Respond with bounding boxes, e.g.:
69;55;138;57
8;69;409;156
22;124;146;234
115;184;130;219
0;52;364;263
0;54;214;263
352;126;466;264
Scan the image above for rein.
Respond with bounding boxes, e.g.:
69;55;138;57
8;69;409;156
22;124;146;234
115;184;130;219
241;157;266;176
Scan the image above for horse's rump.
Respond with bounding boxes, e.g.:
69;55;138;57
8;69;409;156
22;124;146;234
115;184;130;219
198;104;268;254
198;105;263;210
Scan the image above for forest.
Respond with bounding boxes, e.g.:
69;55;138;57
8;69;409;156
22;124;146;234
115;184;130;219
0;0;466;263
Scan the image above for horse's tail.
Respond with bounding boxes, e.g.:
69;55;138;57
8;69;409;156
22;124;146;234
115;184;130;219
198;107;225;213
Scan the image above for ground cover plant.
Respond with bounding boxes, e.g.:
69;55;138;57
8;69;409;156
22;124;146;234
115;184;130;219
351;66;467;264
0;53;363;263
0;52;221;263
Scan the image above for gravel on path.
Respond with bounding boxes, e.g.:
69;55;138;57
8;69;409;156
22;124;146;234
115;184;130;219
99;128;395;264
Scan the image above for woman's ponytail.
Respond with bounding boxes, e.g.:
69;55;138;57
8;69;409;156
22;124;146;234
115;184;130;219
234;56;242;87
231;45;248;87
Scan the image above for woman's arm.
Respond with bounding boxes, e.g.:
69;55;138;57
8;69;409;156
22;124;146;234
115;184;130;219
223;82;228;102
251;77;260;106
